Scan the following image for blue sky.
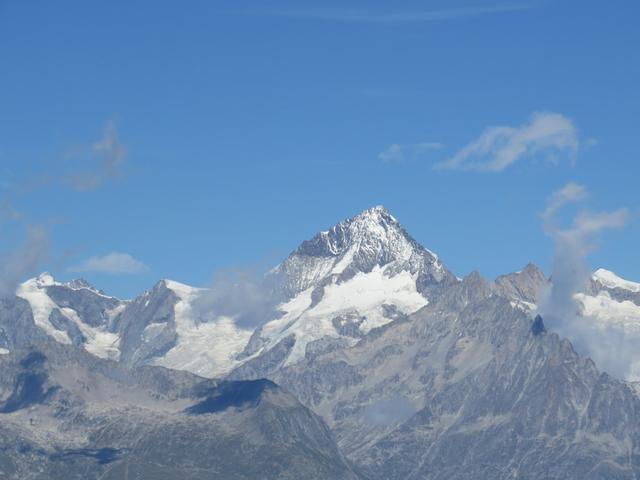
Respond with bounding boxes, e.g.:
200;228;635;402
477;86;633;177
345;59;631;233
1;0;638;298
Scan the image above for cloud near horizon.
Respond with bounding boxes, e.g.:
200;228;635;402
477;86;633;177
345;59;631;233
69;252;149;275
435;112;579;172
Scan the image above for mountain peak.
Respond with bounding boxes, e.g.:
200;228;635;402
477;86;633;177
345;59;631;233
353;204;396;222
295;206;409;259
269;206;454;299
494;263;548;304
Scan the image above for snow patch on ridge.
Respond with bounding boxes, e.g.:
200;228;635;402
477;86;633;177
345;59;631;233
60;307;121;360
152;279;252;378
313;267;427;333
575;292;640;331
259;266;428;366
16;276;72;345
593;268;640;293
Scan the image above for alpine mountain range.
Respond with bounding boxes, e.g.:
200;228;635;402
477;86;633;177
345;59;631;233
1;205;640;479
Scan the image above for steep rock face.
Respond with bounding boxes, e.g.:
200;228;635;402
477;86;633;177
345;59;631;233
45;280;121;328
268;206;456;300
113;280;179;365
0;344;359;480
495;263;548;305
354;300;637;480
0;297;50;352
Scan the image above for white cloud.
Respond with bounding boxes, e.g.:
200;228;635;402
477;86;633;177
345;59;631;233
69;252;149;275
246;4;535;24
0;226;49;297
538;183;632;379
68;121;127;191
541;181;588;220
436;112;579;171
378;142;443;162
192;267;278;328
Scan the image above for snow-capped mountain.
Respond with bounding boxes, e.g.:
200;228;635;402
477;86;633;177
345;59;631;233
4;206;640;478
241;205;459;371
8;275;252;378
577;268;640;327
12;273;123;360
8;206;460;377
592;268;640;294
267;205;456;299
8;207;640;382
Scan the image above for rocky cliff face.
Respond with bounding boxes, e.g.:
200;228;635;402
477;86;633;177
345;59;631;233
267;205;456;299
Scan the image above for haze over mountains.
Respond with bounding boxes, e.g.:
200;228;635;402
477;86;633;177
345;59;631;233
2;206;640;478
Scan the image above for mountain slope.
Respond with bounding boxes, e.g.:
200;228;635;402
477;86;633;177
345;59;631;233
238;206;458;373
5;206;640;478
232;269;640;479
0;343;360;480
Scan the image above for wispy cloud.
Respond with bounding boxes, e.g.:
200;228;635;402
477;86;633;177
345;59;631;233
364;395;418;426
0;226;49;298
538;183;632;379
0;121;130;293
192;267;278;329
69;252;149;275
244;3;536;24
541;181;588;220
435;112;579;172
67;121;127;191
378;142;443;163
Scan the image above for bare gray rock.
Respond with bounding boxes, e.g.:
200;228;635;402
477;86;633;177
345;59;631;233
0;343;360;480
